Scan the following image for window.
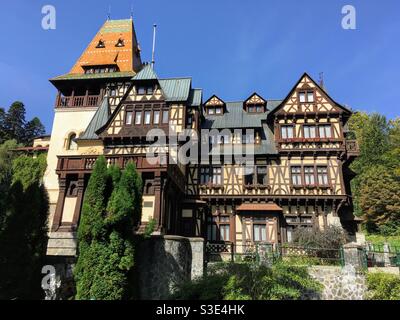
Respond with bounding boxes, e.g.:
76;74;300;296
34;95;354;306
144;111;151;124
212;167;222;185
304;125;317;138
215;107;222;114
208;108;215;115
281;125;294;139
115;38;125;47
162;110;169;124
299;91;314;103
299;92;306;103
220;224;230;241
187;114;193;128
291;166;302;185
304;166;315;185
244;172;254;186
253;224;267;242
307;92;314;102
125;111;133;125
153;111;160;124
317;167;329;185
256;166;267;185
247;104;264;113
137;86;153;95
67;133;77;150
319;125;332;138
96;39;105;48
207;217;218;241
109;87;117;97
256;105;264;112
207;216;230;242
135;111;142;124
200;167;210;184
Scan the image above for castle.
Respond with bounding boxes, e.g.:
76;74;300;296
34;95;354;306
44;18;359;257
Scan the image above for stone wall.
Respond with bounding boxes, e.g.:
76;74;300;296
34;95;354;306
308;266;367;300
135;235;204;300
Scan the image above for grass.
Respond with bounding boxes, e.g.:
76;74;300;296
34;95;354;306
365;234;400;248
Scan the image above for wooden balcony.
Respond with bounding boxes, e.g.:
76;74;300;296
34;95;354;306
56;154;186;192
345;139;359;157
55;94;101;108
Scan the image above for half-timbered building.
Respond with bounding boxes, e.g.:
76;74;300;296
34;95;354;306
45;18;359;256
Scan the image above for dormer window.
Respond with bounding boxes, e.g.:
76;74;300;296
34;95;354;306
115;38;125;47
204;95;225;116
137;86;154;95
299;90;314;103
96;39;105;48
244;93;266;113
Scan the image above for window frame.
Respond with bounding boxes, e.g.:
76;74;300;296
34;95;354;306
281;125;294;139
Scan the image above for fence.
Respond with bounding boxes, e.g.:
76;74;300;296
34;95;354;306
205;242;344;266
364;243;400;268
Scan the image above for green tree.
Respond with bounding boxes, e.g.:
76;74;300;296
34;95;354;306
75;158;140;300
23;117;45;146
359;165;400;234
12;154;47;189
3;101;26;143
0;155;49;299
0;140;19;230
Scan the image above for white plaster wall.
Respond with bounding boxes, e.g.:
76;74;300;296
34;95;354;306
43;107;97;215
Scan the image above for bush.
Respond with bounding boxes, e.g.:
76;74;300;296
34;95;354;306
291;226;347;249
171;261;322;300
366;272;400;300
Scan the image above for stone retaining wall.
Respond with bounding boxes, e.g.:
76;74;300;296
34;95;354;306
135;235;204;300
308;266;367;300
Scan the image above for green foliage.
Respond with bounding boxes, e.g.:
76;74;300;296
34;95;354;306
11;154;47;190
0;157;49;299
144;218;156;239
366;272;400;300
291;226;347;249
365;235;400;248
0;140;19;229
171;261;322;300
358;165;400;234
0;102;45;145
349;112;400;236
75;157;141;300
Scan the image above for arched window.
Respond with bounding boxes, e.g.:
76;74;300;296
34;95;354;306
67;133;77;150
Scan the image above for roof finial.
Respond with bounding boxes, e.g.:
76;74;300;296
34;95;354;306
151;24;157;69
130;3;134;19
319;72;325;89
107;5;111;20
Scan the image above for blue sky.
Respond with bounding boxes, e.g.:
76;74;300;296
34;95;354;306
0;0;399;131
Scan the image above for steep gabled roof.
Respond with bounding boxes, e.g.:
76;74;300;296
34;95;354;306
79;97;110;140
188;88;202;107
158;78;192;102
268;72;352;117
132;64;159;81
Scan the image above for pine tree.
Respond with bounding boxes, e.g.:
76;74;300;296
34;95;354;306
4;101;26;143
75;157;142;300
23;117;45;146
74;156;109;299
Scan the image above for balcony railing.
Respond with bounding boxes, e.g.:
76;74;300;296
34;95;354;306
55;94;101;108
345;139;359;156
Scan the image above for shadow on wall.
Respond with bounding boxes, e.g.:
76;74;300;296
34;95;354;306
135;235;202;300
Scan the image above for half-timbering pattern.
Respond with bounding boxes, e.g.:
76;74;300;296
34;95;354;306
45;19;358;257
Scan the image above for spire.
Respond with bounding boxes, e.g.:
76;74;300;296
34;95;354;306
319;72;326;90
151;24;157;68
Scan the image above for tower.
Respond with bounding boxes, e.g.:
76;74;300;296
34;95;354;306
45;18;143;255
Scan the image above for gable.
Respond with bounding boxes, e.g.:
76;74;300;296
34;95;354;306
204;95;224;106
245;93;266;105
271;73;351;117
